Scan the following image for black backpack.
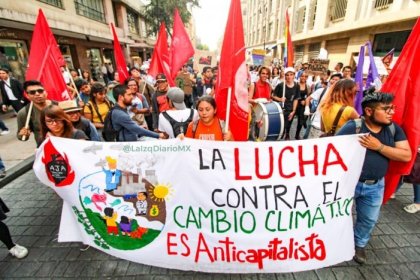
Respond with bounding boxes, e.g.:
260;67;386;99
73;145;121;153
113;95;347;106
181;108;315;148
102;106;124;142
162;109;194;137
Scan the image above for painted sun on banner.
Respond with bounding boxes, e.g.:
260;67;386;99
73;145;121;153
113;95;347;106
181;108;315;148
34;136;366;273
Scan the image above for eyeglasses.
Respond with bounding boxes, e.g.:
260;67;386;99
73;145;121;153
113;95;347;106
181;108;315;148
27;88;45;95
156;80;166;84
377;104;396;114
45;119;63;125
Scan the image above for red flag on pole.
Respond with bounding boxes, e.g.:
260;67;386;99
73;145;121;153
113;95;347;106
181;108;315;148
215;0;249;141
382;18;420;203
110;23;129;84
26;9;70;101
170;9;194;80
148;22;175;86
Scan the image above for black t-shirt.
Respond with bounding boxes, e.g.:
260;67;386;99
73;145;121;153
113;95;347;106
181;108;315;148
273;82;299;112
337;120;407;180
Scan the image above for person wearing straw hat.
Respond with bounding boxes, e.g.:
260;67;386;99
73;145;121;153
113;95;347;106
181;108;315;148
58;100;100;141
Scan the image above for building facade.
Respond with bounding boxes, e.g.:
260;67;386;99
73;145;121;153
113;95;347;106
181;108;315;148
244;0;420;69
0;0;155;82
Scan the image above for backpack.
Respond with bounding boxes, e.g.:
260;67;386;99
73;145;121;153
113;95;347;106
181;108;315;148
162;109;194;137
102;106;124;142
354;118;395;136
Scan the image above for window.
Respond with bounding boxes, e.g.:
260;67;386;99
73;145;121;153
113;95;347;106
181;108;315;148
74;0;105;23
296;7;306;33
0;40;29;82
308;43;321;59
127;9;139;35
308;0;317;30
330;0;347;21
374;0;393;10
294;45;304;62
38;0;63;8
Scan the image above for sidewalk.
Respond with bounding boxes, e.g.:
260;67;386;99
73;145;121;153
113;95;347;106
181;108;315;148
0;110;36;188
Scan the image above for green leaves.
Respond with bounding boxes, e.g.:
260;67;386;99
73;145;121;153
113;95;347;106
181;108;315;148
141;0;200;37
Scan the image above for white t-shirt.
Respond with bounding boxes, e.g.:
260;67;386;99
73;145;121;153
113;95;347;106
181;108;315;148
3;78;17;100
62;71;72;84
158;109;199;138
310;87;328;129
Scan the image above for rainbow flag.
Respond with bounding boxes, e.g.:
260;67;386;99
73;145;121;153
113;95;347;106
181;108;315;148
284;10;294;67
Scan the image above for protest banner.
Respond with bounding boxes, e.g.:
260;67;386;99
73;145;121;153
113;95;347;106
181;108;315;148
34;136;365;273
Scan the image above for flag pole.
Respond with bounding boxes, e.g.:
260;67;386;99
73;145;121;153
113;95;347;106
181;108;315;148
65;66;82;100
224;87;232;135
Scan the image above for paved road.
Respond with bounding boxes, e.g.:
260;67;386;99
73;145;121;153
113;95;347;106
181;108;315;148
0;171;419;279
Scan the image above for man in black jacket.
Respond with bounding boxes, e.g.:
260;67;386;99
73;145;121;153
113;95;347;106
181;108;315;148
0;67;27;113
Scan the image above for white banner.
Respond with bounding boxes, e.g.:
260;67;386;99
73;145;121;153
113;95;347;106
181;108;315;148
34;136;365;273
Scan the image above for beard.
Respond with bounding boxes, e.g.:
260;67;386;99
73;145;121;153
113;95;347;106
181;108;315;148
368;114;392;127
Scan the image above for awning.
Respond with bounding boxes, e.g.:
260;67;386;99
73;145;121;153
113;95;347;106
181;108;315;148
87;35;112;44
130;42;153;49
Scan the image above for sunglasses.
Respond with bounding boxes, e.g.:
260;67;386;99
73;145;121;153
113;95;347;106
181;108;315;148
156;80;166;84
27;88;45;95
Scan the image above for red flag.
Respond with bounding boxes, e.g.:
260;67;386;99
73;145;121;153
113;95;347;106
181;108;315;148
26;9;70;101
215;0;249;141
382;18;420;203
110;23;129;84
170;9;194;79
284;11;294;67
148;22;175;86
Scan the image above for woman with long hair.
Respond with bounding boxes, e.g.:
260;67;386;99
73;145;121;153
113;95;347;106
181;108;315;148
295;72;312;139
320;79;359;134
82;70;94;84
40;104;87;140
270;66;281;90
126;78;150;129
184;96;233;141
83;82;113;133
248;66;272;104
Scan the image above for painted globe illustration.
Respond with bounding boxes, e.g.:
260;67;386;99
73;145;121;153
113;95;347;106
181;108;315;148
76;156;170;250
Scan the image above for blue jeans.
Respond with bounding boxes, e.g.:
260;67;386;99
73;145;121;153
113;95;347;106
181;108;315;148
0;156;5;171
354;177;384;248
0;120;8;131
412;184;420;203
397;178;420;204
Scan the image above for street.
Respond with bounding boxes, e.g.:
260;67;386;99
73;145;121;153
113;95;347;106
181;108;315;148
0;171;419;279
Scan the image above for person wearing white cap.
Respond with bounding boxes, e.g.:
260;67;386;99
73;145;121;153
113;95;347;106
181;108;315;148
272;67;299;140
158;87;198;138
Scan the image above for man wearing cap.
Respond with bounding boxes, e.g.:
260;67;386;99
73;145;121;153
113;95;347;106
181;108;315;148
336;92;411;264
58;100;100;141
151;73;170;131
17;80;54;147
0;67;27;113
158;87;198;139
273;67;299;140
112;84;166;141
303;73;342;139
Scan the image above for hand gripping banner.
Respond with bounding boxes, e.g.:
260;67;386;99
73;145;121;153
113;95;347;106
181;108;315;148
34;136;365;273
